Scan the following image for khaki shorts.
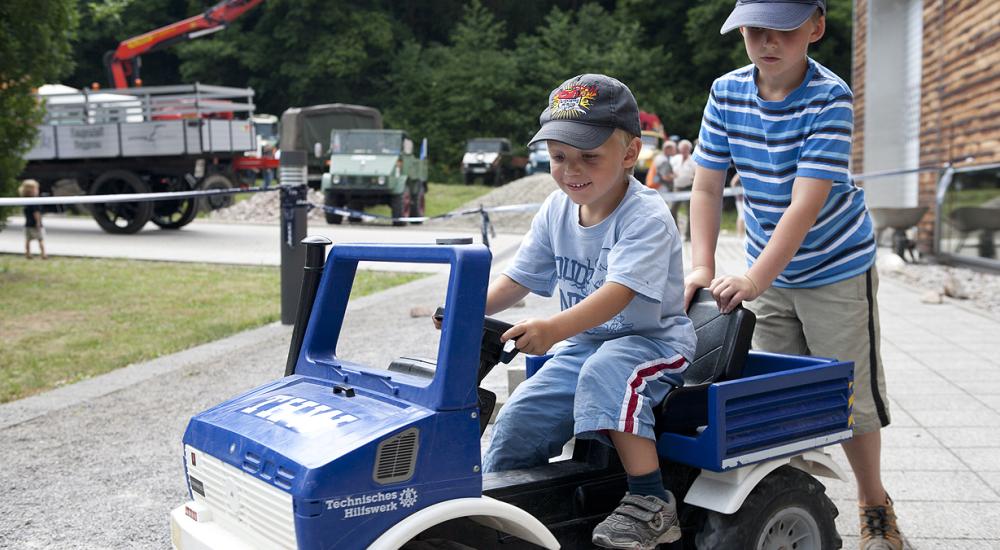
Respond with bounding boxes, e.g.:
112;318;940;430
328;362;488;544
746;267;890;435
26;227;45;241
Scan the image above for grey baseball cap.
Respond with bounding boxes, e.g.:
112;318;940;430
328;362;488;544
528;74;641;150
720;0;825;34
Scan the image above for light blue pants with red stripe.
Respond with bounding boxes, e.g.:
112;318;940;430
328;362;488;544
482;335;688;473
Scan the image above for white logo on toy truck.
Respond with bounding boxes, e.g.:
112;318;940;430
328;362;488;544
240;394;359;433
326;488;419;519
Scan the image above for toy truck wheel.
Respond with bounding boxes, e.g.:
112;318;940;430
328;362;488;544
88;169;153;234
694;466;841;550
408;182;426;225
198;173;235;212
324;190;344;224
390;189;407;227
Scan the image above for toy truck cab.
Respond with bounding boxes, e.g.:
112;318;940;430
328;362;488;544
171;242;854;550
320;130;428;226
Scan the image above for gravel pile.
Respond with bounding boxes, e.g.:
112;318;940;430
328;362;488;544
880;256;1000;318
207;188;329;223
425;173;557;233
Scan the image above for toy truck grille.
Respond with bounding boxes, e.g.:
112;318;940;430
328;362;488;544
185;445;297;549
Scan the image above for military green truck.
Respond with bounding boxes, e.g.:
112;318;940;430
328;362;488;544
280;103;383;189
320;129;428;226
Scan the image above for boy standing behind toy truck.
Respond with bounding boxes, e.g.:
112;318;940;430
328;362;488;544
483;74;696;549
686;1;904;548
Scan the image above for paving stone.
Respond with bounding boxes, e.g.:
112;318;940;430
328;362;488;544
880;471;1000;502
950;448;1000;472
906;407;1000;427
927;427;1000;449
889;379;969;395
909;539;1000;549
882;427;945;448
981;471;1000;494
889;501;1000;540
881;446;968;471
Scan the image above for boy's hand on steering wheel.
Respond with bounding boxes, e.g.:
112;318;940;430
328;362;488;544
684;266;714;310
501;318;557;356
709;273;761;314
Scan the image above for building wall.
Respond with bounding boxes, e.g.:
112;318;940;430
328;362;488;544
853;0;1000;249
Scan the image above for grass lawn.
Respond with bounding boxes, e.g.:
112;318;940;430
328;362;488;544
0;256;423;403
367;182;493;218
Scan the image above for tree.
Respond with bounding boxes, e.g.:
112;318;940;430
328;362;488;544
0;0;77;227
383;1;521;179
514;3;676;139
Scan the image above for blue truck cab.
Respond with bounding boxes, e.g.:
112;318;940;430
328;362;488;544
170;242;855;550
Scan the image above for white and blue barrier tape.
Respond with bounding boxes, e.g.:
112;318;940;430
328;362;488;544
0;185;277;207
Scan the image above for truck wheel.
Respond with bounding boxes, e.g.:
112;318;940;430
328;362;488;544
88;170;153;234
151;179;198;230
694;466;841;550
198;173;235;212
408;182;426;225
390;191;407;227
493;168;505;187
324;190;344;224
347;200;364;224
464;173;474;185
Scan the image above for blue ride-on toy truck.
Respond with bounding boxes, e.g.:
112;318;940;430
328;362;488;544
170;241;854;549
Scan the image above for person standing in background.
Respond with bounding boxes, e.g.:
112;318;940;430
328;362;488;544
18;179;47;260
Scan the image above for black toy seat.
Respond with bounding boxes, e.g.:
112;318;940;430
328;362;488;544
654;288;756;434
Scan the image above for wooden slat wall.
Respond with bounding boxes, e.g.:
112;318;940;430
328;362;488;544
853;0;1000;250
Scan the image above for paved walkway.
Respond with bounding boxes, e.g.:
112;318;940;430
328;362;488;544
1;232;997;548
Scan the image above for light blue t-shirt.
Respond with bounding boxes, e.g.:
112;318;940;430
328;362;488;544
504;177;696;361
693;58;876;288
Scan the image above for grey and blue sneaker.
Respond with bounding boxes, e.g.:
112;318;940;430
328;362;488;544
592;492;682;549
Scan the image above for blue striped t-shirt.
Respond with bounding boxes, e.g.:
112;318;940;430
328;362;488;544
693;58;876;289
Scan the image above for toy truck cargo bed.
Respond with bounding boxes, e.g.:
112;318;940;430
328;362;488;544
656;351;853;472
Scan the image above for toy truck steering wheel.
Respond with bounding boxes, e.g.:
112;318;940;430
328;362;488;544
434;307;519;385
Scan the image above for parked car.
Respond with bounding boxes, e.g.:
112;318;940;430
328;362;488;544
525;141;550;175
320;129;428;226
634;130;665;183
461;137;526;186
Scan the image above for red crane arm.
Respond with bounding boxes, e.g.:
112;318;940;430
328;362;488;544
106;0;264;88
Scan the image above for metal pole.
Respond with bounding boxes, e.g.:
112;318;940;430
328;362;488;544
285;235;332;376
279;150;309;325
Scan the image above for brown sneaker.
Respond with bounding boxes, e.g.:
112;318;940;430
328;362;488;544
859;495;903;550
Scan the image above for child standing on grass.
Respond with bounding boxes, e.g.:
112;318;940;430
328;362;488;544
686;1;903;548
481;74;696;549
18;179;47;260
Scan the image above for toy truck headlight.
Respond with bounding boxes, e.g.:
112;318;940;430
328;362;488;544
377;176;386;185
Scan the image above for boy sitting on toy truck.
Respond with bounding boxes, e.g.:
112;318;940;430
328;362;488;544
478;74;696;549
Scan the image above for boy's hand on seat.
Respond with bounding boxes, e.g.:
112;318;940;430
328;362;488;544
502;318;557;356
709;274;760;314
684;266;714;310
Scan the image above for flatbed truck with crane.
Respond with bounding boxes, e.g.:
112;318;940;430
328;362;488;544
20;0;276;233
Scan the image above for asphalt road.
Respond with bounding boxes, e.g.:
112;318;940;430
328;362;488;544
0;215;524;273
